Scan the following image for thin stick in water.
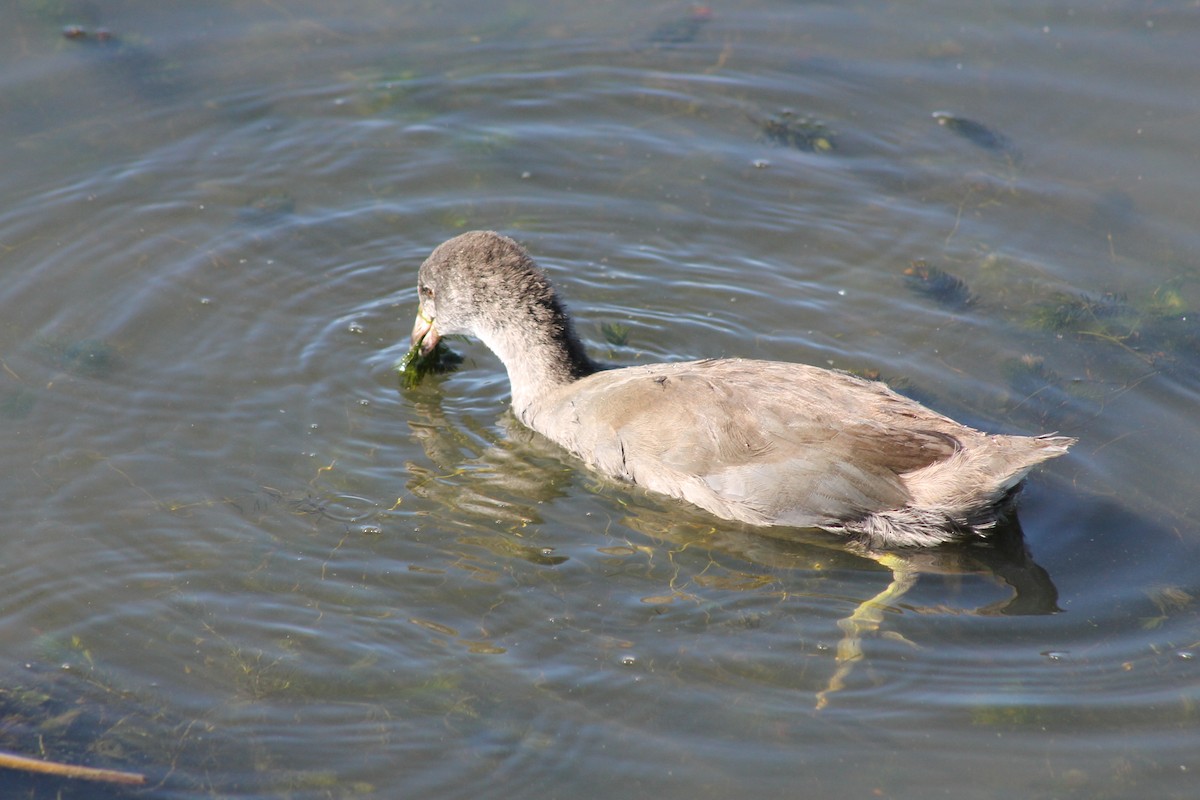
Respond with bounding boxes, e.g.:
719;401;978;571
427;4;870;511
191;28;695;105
0;749;147;785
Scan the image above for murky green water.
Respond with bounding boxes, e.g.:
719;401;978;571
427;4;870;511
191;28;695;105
1;1;1198;798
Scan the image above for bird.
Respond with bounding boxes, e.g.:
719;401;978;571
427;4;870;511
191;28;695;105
407;230;1074;547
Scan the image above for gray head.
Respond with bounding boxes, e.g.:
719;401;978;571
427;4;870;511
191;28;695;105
411;231;596;385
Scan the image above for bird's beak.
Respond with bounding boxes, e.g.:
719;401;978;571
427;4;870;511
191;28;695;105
411;305;439;356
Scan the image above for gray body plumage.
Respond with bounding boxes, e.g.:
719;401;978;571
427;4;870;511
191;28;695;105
410;230;1074;547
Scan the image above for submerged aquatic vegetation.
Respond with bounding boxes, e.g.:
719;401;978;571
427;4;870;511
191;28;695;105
6;630;395;795
1138;313;1200;362
1148;278;1187;317
845;367;939;409
600;321;630;347
1142;585;1193;630
648;5;714;45
1;387;37;419
1002;354;1059;390
1028;291;1138;336
237;192;295;226
0;640;158;788
932;111;1014;154
975;252;1197;359
397;338;462;389
903;260;973;308
457;534;567;567
62;338;118;377
1017;276;1200;381
34;336;121;379
757;110;835;153
20;0;90;23
457;126;520;159
60;25;184;102
999;354;1095;420
969;702;1051;728
345;68;422;116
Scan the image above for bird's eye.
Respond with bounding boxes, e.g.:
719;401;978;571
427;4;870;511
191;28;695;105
419;285;434;299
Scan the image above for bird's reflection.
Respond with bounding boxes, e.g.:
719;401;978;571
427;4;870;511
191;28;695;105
402;386;1060;707
607;496;1059;709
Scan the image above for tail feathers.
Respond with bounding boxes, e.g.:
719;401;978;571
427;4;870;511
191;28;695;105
837;434;1075;548
1034;433;1077;454
997;434;1075;493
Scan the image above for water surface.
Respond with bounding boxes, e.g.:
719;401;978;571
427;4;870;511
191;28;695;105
1;1;1198;798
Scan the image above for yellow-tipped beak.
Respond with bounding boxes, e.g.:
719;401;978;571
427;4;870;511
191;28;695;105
411;306;439;355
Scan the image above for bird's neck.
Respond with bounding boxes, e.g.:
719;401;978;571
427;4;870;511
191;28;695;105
480;316;596;421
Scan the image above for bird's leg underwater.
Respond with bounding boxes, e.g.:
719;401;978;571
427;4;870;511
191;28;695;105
815;556;921;710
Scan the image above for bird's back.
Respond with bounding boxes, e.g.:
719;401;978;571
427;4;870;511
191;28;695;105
525;358;1073;545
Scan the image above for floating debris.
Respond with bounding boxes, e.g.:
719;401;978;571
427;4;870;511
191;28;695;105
396;338;462;389
648;5;713;45
903;260;973;308
757;110;835;153
932;111;1016;157
61;25;123;47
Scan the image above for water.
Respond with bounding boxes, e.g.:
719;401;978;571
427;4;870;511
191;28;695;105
1;1;1197;797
